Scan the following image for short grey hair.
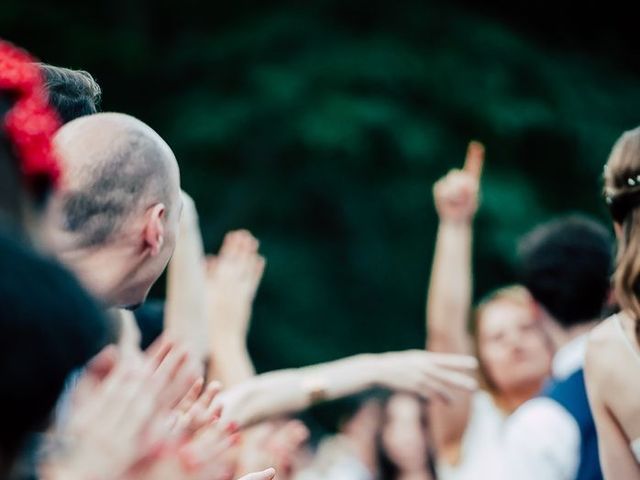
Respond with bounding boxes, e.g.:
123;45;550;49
39;64;101;123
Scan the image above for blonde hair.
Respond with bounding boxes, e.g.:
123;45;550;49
604;126;640;344
473;285;534;393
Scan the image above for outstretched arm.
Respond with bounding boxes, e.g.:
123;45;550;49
216;349;477;428
426;141;483;462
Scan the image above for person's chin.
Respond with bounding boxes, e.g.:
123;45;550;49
510;370;546;389
121;288;150;311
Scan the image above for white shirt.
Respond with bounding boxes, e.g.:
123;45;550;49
496;334;588;480
438;390;507;480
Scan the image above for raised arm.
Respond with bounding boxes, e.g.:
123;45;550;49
427;141;482;353
206;230;265;386
426;141;483;462
216;350;477;428
164;191;209;361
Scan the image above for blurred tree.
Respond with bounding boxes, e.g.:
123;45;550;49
1;0;638;372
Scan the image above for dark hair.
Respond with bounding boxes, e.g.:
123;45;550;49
39;64;101;123
603;127;640;343
0;93;24;228
303;388;386;439
377;394;437;480
518;214;613;328
0;229;109;473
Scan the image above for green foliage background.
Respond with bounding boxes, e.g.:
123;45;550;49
3;0;639;371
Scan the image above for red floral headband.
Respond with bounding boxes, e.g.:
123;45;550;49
0;40;61;193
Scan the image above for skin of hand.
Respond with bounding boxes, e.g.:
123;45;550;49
432;141;484;223
43;335;207;480
237;419;310;479
371;350;478;403
172;379;224;437
44;346;178;479
118;377;250;480
130;423;241;480
206;229;266;340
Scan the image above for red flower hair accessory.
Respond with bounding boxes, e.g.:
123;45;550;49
0;39;62;193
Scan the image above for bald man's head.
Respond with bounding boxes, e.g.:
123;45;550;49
54;112;180;247
46;112;182;307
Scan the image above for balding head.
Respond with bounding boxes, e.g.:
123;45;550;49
45;112;182;308
54;112;180;248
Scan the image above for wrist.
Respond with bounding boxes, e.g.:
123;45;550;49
439;217;473;228
355;353;381;388
211;328;248;348
207;301;252;332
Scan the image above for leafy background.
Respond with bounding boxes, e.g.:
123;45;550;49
3;0;638;372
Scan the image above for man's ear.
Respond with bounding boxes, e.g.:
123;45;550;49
143;203;166;256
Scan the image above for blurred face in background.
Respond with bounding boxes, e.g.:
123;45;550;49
477;298;552;396
381;393;430;472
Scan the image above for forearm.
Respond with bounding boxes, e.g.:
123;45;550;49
426;220;474;452
209;332;256;386
426;220;472;353
218;354;377;427
164;206;208;360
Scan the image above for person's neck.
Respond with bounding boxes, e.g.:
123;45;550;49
56;241;142;307
541;312;599;353
494;379;545;414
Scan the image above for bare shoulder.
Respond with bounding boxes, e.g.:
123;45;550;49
589;315;620;348
586;314;625;380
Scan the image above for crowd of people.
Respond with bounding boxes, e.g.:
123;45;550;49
0;37;638;480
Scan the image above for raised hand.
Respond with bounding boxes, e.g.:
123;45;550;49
173;379;223;437
238;420;309;479
43;336;206;480
433;140;484;223
145;337;204;411
44;349;170;479
373;350;478;402
206;229;266;339
126;403;244;480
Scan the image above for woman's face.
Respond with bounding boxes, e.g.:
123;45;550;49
478;300;552;395
381;394;428;471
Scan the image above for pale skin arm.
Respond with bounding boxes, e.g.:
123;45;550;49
164;191;209;361
216;350;477;428
206;230;265;386
426;141;484;462
585;332;640;479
